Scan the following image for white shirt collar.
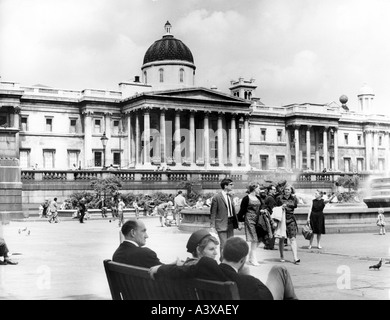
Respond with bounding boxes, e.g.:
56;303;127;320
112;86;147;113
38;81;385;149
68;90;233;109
123;240;139;247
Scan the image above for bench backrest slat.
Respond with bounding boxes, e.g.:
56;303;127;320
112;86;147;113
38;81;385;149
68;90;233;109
103;259;240;300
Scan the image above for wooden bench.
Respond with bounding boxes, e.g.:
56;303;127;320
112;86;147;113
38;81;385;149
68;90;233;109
103;259;240;300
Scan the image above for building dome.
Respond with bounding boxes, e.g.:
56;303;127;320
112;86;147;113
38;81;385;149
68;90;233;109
143;21;194;65
358;83;374;95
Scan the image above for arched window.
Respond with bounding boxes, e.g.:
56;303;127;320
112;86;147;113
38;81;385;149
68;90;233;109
179;68;184;83
144;71;147;84
159;68;164;83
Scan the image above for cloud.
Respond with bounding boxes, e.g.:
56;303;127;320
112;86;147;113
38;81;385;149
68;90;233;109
1;0;390;115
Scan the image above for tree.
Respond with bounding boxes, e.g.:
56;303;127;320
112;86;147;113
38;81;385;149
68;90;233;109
91;176;123;207
177;178;202;195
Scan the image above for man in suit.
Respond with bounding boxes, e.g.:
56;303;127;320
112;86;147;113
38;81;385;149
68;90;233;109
112;219;162;268
210;178;240;254
151;237;275;300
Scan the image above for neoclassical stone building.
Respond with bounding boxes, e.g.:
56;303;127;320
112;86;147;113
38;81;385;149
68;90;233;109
1;21;390;174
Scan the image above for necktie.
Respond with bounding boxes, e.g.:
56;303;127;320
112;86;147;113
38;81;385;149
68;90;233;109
227;195;232;217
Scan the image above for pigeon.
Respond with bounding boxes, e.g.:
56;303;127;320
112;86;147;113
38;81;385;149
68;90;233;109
369;259;382;270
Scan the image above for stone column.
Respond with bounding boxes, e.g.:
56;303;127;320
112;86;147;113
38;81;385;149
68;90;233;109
314;128;319;171
135;111;141;166
286;127;291;169
334;128;339;171
230;114;237;166
244;115;250;167
174;109;181;164
127;113;132;166
306;126;311;170
373;130;380;171
294;126;300;169
13;107;21;154
189;110;196;164
365;130;371;171
83;111;93;168
160;109;166;165
217;112;224;166
323;127;328;170
204;112;210;167
143;108;151;165
386;132;390;174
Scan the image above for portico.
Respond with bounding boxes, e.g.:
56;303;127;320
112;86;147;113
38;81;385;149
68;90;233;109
124;103;251;170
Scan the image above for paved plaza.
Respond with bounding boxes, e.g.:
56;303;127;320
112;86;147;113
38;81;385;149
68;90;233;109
1;214;390;300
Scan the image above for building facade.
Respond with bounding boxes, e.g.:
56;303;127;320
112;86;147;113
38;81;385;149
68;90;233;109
1;22;390;175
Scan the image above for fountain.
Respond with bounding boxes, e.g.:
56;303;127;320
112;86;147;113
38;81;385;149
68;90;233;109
363;177;390;208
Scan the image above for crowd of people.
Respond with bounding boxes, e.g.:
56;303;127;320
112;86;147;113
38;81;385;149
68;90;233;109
113;219;298;300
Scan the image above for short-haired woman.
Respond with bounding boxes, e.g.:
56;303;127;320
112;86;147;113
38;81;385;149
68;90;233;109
307;190;336;249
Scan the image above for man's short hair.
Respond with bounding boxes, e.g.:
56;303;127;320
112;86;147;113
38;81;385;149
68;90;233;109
121;220;138;236
222;237;249;262
220;178;233;190
177;191;182;194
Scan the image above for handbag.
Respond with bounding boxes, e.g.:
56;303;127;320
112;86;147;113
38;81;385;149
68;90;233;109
302;222;313;240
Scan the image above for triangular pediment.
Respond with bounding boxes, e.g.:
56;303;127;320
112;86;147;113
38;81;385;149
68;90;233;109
146;87;249;104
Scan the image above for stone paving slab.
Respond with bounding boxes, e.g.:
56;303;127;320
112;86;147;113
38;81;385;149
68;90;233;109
1;216;389;300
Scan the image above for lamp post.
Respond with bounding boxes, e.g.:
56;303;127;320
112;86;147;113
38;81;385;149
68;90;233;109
100;131;108;170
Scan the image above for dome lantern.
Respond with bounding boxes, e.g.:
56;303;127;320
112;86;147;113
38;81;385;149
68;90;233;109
164;20;172;35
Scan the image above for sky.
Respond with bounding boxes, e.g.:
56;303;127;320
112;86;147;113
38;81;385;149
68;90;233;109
1;0;390;115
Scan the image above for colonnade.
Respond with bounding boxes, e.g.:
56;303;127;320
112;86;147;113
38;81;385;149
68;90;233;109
287;125;339;171
125;107;251;168
364;129;390;171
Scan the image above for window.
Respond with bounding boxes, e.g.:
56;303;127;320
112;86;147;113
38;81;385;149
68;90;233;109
113;152;121;166
68;150;80;168
159;68;164;83
260;129;266;142
19;149;30;168
43;149;55;169
344;157;351;172
94;119;102;134
276;156;285;168
260;155;268;170
379;158;385;171
70;119;77;133
0;111;9;126
277;130;283;142
113;120;120;135
21;116;28;131
357;158;363;172
330;132;334;145
45;118;53;132
379;135;383;146
344;134;349;145
144;71;147;84
179;69;184;83
94;151;102;167
357;134;362;146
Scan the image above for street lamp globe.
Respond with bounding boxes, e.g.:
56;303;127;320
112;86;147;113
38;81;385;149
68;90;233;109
100;132;108;147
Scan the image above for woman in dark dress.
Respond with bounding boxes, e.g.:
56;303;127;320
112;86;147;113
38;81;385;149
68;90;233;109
275;185;300;264
307;190;336;249
237;184;262;266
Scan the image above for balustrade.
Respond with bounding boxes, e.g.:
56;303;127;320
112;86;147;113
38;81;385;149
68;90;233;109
19;169;370;186
201;173;220;182
167;173;188;181
141;173;162;181
42;171;67;180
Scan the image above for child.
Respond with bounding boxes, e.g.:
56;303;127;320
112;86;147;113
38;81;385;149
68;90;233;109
132;198;140;219
195;197;204;209
377;208;386;235
164;201;175;226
